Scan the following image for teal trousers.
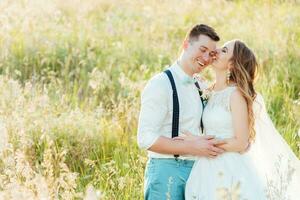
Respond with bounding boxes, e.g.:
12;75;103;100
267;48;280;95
144;158;195;200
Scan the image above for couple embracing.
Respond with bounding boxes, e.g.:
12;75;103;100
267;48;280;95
137;24;300;200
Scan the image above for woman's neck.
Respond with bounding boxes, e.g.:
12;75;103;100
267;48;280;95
214;70;228;91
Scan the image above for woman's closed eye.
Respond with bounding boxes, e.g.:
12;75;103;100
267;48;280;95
222;47;228;53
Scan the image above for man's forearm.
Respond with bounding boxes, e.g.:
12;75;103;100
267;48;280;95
147;136;188;155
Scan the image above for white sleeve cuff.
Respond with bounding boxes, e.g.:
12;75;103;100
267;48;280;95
137;132;160;150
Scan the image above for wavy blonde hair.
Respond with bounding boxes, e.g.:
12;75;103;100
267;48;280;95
229;40;258;142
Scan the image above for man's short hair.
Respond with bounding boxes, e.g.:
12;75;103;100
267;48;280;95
188;24;220;42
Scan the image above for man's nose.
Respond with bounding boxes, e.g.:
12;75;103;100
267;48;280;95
212;50;220;60
214;50;220;59
212;49;219;55
203;52;209;62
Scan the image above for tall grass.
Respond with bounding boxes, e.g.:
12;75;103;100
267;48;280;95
0;0;299;199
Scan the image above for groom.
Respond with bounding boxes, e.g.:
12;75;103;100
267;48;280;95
137;24;225;199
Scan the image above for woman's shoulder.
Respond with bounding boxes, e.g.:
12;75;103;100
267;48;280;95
229;87;247;109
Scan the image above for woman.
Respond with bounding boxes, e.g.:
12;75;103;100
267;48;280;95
184;40;300;199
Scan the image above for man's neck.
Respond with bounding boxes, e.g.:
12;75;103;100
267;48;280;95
177;59;194;77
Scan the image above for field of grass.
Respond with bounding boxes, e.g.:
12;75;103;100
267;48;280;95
0;0;299;199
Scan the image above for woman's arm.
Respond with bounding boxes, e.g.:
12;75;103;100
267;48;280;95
217;90;250;152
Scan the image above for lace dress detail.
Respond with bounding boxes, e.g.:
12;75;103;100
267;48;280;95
206;86;235;111
203;86;237;139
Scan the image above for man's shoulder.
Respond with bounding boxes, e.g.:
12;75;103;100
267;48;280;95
141;69;172;97
147;70;170;88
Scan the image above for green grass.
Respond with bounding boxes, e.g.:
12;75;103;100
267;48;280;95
0;0;299;199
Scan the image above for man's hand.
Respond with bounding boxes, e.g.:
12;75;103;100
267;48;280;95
173;132;226;158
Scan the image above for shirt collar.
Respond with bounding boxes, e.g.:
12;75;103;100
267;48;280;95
172;61;196;85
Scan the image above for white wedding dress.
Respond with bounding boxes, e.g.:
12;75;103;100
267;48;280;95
185;86;300;200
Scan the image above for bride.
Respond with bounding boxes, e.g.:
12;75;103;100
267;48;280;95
183;39;300;199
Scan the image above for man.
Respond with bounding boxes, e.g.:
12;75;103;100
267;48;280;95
137;24;225;200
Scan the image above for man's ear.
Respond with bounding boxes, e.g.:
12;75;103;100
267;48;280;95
182;39;189;50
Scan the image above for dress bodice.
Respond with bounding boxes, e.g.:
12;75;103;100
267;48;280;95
203;86;237;139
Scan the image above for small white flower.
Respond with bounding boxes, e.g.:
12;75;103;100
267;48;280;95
201;88;213;101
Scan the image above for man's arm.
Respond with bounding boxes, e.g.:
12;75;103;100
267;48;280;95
137;74;225;157
149;134;225;158
137;74;170;150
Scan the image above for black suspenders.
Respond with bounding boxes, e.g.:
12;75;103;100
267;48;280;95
164;70;180;158
164;69;204;159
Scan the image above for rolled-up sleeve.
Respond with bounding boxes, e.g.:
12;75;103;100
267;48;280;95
137;75;169;150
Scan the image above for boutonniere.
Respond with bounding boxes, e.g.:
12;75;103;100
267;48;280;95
201;88;212;106
201;89;212;101
193;75;212;106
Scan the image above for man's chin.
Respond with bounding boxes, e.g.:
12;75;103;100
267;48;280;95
196;65;208;73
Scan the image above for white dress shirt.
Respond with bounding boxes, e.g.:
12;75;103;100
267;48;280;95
137;62;203;159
